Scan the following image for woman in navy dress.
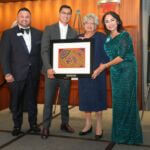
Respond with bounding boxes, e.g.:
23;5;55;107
78;13;109;139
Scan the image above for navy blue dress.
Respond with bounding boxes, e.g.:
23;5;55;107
78;32;109;112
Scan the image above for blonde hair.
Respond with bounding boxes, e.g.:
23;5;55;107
83;13;99;27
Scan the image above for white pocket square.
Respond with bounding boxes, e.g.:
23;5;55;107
17;33;23;36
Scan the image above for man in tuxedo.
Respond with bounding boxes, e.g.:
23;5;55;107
41;5;77;139
1;8;42;136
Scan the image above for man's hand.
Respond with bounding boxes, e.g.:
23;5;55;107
5;73;15;83
47;69;55;79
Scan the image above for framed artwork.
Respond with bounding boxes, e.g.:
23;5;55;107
50;39;93;77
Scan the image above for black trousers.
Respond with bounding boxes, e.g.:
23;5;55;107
9;94;28;112
9;72;39;129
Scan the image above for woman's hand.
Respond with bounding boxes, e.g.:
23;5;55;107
91;68;100;79
47;69;55;79
78;36;86;40
91;64;106;79
5;74;15;83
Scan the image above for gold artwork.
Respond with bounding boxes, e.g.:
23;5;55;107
58;48;85;68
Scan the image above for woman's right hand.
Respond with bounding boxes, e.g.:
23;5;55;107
47;69;55;79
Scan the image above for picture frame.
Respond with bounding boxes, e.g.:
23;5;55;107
50;39;93;78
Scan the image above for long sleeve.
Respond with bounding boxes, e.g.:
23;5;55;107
41;26;52;71
118;32;132;59
1;30;12;75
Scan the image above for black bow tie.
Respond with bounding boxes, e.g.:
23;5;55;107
19;28;30;34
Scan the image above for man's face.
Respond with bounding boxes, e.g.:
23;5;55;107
17;10;31;28
59;8;72;25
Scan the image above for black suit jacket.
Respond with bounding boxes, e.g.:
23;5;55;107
1;26;42;81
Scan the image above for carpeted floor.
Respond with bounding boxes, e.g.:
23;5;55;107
0;105;150;150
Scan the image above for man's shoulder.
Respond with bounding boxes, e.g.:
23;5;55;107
3;27;15;34
1;27;17;38
68;25;76;30
45;23;59;30
68;25;78;35
31;27;42;34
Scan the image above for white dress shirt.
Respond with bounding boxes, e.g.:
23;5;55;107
18;25;31;53
59;21;68;39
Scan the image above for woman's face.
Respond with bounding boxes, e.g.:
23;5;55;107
104;14;118;32
83;18;96;33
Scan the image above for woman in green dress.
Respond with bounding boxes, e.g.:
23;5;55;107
92;11;143;145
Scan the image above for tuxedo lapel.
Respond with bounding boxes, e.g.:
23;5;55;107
30;28;34;54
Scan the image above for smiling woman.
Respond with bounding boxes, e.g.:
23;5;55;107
101;11;143;145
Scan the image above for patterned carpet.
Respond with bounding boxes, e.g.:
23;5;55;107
0;105;150;150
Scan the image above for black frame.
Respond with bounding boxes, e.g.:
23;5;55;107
50;39;94;78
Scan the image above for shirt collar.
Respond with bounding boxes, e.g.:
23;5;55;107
59;21;68;29
18;24;30;29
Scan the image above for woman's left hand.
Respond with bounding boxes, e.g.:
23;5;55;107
78;36;86;40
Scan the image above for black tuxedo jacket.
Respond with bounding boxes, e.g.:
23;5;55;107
1;26;42;81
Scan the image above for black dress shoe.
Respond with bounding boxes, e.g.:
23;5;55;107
60;124;74;133
12;128;21;136
95;130;103;140
105;142;116;150
79;126;92;136
41;128;49;139
30;125;41;133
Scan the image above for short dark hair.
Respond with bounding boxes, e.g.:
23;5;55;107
59;5;72;14
102;11;124;35
17;7;31;15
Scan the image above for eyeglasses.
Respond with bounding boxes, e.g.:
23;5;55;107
60;11;71;16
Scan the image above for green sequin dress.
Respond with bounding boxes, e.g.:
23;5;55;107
104;31;143;144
